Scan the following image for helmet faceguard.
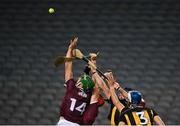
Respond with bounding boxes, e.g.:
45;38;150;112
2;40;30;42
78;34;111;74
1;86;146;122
80;74;95;92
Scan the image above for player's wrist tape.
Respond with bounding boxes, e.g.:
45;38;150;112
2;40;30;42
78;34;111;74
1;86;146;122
91;71;97;75
116;87;122;91
116;87;120;90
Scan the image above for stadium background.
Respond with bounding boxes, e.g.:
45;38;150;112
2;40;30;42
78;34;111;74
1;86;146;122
0;0;180;124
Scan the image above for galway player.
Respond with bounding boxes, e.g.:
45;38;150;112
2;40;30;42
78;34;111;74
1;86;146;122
57;37;99;125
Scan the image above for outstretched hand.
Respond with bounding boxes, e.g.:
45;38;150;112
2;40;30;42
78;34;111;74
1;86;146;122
105;72;116;87
86;53;98;73
89;53;97;65
68;36;78;50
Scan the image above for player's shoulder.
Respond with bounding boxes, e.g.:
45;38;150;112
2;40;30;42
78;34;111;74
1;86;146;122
121;106;131;114
65;78;76;85
65;78;75;83
122;106;145;113
143;106;154;111
64;78;77;89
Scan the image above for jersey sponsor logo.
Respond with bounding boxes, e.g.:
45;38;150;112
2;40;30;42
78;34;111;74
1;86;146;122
78;91;87;98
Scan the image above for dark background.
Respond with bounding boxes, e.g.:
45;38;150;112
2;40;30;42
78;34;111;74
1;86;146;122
0;0;180;124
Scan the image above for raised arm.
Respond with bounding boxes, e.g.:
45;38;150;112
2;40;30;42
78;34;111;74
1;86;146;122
116;83;128;100
106;72;125;112
88;53;100;103
91;73;111;99
65;36;78;82
88;55;111;99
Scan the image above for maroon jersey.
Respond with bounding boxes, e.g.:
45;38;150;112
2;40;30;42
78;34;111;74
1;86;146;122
82;103;99;125
60;79;92;124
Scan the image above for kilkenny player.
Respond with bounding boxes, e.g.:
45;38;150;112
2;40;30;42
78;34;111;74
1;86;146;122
106;72;165;125
92;70;145;125
106;87;133;125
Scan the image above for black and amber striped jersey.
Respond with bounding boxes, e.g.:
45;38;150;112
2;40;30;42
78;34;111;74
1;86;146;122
106;97;128;125
119;106;158;125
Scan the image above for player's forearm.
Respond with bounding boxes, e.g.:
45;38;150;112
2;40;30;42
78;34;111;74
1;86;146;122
110;86;124;111
117;86;128;100
92;72;111;99
65;48;73;82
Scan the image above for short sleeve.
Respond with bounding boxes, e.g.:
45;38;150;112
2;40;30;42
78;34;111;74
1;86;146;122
119;113;126;123
83;103;99;125
65;79;76;91
120;107;127;113
119;107;129;124
151;108;158;117
106;97;115;120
